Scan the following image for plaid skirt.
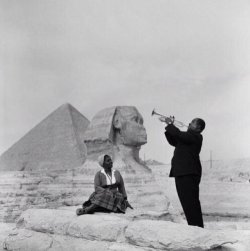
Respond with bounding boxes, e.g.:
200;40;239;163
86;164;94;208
83;188;127;213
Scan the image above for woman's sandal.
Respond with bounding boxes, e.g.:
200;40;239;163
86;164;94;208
76;208;87;216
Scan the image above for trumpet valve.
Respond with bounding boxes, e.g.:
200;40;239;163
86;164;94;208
158;116;166;122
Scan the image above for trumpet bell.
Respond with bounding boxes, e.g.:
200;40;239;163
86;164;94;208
151;109;167;119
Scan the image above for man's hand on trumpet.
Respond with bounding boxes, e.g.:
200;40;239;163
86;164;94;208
159;116;175;124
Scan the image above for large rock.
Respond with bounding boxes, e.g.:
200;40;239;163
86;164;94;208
125;220;236;250
0;169;93;222
3;229;154;251
3;229;54;251
0;223;15;251
17;209;129;242
3;208;239;251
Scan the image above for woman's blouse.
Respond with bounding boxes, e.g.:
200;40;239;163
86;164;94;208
94;169;127;199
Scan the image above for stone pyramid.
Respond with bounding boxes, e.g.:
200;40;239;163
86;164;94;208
0;103;89;171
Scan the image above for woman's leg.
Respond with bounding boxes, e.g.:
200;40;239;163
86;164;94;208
76;203;99;215
84;203;99;213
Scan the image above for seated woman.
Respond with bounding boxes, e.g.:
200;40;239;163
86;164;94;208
76;154;133;215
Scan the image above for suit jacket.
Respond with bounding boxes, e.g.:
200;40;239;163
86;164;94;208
165;124;203;177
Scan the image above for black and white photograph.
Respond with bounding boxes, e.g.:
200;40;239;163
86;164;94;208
0;0;250;250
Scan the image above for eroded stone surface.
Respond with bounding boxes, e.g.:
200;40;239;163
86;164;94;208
17;209;74;235
0;223;15;251
3;229;158;251
108;243;155;251
0;169;94;222
125;220;237;250
3;229;112;251
17;208;129;242
67;214;129;242
4;208;240;251
3;229;53;251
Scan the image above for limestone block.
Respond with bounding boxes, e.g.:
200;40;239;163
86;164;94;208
17;209;74;235
3;229;53;251
67;214;129;242
3;227;247;251
3;229;111;251
3;229;158;251
0;223;16;251
4;208;247;251
0;169;94;222
125;220;237;250
51;236;111;251
17;209;129;242
108;243;155;251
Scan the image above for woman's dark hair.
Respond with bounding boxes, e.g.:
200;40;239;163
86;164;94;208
104;154;111;161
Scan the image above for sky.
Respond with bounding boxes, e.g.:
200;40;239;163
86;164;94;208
1;0;250;163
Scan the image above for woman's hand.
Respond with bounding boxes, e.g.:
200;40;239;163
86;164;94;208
125;200;133;209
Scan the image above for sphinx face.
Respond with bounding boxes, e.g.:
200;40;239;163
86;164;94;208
113;107;147;146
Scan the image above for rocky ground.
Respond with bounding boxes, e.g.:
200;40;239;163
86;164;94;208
1;162;250;250
202;158;250;183
2;208;250;251
152;163;250;219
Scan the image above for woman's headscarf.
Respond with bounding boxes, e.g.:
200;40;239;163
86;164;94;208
98;154;108;167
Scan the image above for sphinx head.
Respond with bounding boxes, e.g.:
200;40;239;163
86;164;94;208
84;106;147;157
113;106;147;146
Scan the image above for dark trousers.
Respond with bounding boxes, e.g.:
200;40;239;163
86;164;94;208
175;175;204;228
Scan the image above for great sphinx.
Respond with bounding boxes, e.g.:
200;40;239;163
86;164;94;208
83;106;151;174
82;106;181;220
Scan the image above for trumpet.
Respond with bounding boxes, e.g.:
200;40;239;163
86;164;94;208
151;109;188;128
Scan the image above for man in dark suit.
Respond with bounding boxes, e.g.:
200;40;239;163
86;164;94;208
162;117;206;228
